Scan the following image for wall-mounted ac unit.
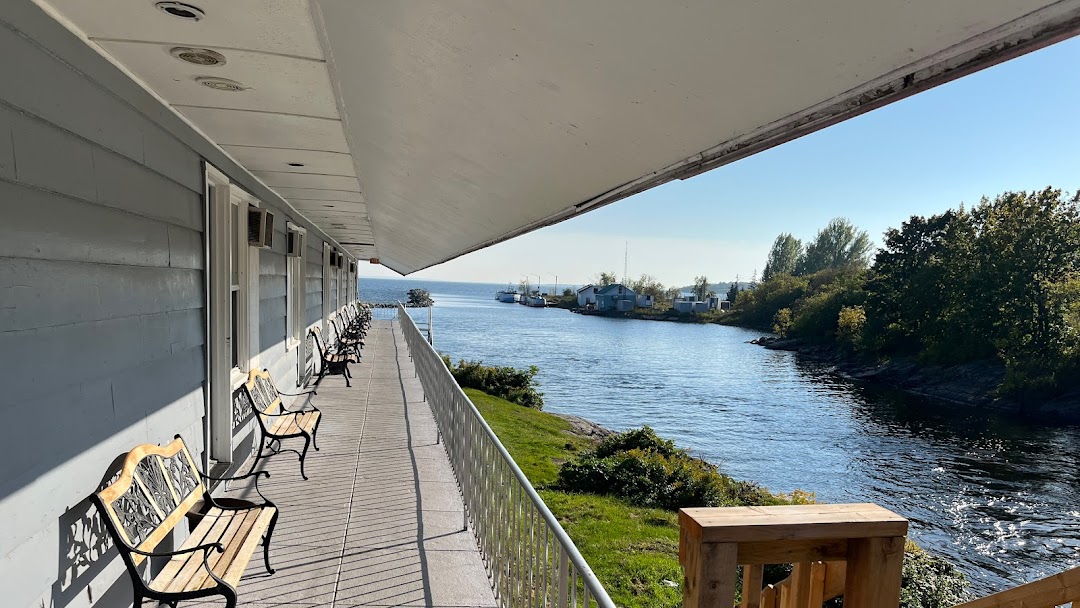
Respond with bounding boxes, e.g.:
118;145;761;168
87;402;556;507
248;206;274;248
329;250;338;267
349;261;356;273
286;230;305;257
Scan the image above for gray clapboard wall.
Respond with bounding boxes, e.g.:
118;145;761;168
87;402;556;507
0;24;207;608
0;6;358;608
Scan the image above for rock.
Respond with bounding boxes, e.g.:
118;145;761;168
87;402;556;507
555;413;614;440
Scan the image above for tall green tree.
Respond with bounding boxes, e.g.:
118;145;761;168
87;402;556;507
629;274;667;298
969;188;1080;387
726;275;740;303
762;233;803;281
797;218;872;275
865;209;983;360
693;276;710;300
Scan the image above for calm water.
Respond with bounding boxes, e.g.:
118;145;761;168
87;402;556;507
362;277;1080;594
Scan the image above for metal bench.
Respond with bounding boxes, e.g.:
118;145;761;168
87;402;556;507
245;368;323;480
311;325;357;387
92;435;278;608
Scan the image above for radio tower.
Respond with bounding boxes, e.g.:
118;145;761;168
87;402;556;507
623;241;628;283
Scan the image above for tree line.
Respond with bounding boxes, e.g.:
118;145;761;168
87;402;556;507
729;188;1080;393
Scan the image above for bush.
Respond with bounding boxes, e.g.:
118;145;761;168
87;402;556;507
442;357;544;409
558;427;780;510
773;308;793;337
899;542;969;608
836;305;867;351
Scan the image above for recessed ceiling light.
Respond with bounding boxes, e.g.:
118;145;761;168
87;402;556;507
196;76;246;92
155;2;204;21
288;162;305;167
171;47;226;66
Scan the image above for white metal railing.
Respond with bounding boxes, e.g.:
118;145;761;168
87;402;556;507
397;304;615;608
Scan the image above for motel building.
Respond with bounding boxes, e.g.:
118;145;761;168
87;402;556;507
2;2;1079;608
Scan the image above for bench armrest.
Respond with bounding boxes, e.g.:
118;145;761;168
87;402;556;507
276;388;316;397
127;541;224;558
199;470;274;506
280;402;320;415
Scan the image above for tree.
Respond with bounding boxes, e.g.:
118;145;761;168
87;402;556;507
629;274;667;299
969;188;1080;388
797;218;872;275
693;275;710;301
727;275;740;303
562;287;574;297
596;271;618;286
762;233;802;281
407;288;433;307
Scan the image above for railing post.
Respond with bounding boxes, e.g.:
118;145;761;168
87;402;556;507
680;504;908;608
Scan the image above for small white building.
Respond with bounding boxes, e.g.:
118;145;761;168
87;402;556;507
636;294;654;308
577;284;599;307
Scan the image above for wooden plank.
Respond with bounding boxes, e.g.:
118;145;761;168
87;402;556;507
150;505;223;591
186;509;261;591
761;585;776;608
822;561;846;600
787;563;811;608
680;517;738;608
221;507;277;587
740;565;763;608
808;562;827;607
845;536;905;608
161;508;238;592
737;539;848;565
951;565;1080;608
681;504;908;544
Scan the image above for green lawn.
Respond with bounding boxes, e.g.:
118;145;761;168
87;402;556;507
467;389;684;608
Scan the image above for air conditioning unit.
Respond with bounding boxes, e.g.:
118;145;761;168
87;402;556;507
286;230;305;257
337;255;346;269
248;206;274;248
349;261;356;273
329;250;338;267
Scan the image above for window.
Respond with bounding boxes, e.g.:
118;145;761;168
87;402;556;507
206;164;260;463
286;223;306;352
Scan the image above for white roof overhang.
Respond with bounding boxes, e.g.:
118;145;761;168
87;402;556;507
32;0;1080;273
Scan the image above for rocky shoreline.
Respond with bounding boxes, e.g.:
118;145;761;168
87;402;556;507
752;336;1080;425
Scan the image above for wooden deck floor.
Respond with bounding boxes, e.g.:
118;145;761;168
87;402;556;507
193;320;497;607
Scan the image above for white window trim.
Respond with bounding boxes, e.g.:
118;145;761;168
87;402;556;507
206;163;261;463
286;222;306;353
322;242;332;335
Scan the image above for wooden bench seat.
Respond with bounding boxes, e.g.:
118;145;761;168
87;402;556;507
92;436;279;608
245;368;323;480
150;505;277;594
311;325;356;386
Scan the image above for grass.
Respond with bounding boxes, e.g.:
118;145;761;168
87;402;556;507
468;388;684;608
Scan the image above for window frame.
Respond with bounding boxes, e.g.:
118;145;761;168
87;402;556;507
286;222;307;353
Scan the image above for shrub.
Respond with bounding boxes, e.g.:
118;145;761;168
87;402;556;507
836;305;867;351
558;427;780;510
442;357;544;409
773;308;793;337
899;542;969;608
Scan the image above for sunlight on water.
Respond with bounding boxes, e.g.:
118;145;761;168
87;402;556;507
362;277;1080;594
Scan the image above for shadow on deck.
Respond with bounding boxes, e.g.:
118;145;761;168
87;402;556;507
194;320;496;607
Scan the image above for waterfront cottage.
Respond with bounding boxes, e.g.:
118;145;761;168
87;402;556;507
596;283;638;312
577;284;599;307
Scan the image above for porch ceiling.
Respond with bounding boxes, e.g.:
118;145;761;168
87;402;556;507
37;0;1080;273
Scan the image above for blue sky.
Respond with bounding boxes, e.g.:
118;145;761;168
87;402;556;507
363;36;1080;288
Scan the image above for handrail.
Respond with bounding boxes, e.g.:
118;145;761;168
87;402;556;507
950;565;1080;608
397;303;615;608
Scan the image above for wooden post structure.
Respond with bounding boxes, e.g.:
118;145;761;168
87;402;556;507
679;503;908;608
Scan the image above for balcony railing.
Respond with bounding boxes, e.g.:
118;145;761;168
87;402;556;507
397;304;615;608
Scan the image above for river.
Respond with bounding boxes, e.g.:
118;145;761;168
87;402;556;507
360;277;1080;594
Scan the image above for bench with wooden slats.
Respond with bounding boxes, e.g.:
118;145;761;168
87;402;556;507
310;325;357;387
92;435;278;608
245;368;323;480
